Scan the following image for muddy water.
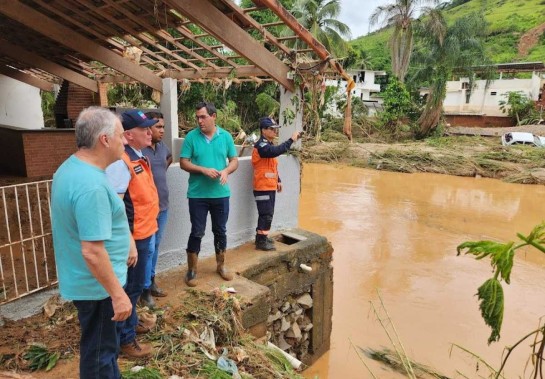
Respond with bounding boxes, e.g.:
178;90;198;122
299;163;545;379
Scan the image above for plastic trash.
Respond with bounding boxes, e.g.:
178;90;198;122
267;342;302;369
300;263;312;272
217;347;241;378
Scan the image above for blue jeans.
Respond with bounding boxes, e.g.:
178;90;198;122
187;197;229;254
144;209;169;289
119;236;151;345
73;298;121;379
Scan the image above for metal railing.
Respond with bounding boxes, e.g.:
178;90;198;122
0;180;57;303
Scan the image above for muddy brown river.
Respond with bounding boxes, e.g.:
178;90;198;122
299;163;545;379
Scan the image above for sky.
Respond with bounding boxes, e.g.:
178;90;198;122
338;0;391;40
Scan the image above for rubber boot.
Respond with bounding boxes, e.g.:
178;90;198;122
138;288;155;309
254;234;274;246
150;276;167;297
215;250;233;281
255;234;276;251
185;251;198;287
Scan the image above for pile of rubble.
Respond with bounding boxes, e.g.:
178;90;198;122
267;292;314;360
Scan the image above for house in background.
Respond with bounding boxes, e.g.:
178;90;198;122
325;69;386;117
420;62;545;127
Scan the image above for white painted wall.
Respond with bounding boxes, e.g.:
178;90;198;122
0;75;44;129
442;73;542;116
0;155;301;320
325;69;386;117
156;155;301;272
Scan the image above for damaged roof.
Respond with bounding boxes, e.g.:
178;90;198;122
0;0;342;93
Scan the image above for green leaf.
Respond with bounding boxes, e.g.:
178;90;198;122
45;352;59;371
457;240;515;284
477;278;504;344
23;344;60;372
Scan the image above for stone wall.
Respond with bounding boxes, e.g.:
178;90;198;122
238;230;334;366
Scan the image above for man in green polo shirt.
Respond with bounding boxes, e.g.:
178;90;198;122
179;101;239;286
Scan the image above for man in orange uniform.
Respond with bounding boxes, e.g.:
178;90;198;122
252;117;300;251
106;109;159;358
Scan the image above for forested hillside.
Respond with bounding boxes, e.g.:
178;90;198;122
351;0;545;71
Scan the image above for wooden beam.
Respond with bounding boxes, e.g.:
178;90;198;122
214;0;292;55
0;0;162;91
258;0;330;61
258;0;350;80
100;66;269;82
0;40;98;92
0;65;54;91
164;66;268;79
102;0;215;69
167;0;294;91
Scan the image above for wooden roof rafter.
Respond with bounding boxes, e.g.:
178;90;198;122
98;0;217;70
73;0;204;72
0;64;55;91
0;0;349;92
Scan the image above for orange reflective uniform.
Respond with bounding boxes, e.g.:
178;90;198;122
252;136;294;191
252;150;279;191
121;148;159;240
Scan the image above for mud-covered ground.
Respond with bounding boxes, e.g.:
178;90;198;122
0;290;302;379
302;126;545;185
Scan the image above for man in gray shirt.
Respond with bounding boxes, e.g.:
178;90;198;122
140;111;172;307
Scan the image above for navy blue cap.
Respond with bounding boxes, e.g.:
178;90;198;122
259;117;280;129
121;109;157;130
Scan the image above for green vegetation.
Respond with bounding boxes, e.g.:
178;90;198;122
498;91;542;125
351;0;545;69
378;77;413;129
369;0;441;81
23;344;60;372
413;12;492;135
291;0;351;57
457;223;545;377
40;91;56;128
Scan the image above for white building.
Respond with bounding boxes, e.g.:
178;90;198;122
424;62;545;118
325;69;386;117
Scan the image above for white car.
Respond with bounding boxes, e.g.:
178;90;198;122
501;132;545;147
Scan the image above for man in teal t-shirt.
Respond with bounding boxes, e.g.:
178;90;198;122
51;107;135;379
179;101;238;287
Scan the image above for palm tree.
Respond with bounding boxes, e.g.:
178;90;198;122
370;0;440;82
411;12;491;136
291;0;352;58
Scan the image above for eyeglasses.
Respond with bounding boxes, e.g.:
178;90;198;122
196;115;209;120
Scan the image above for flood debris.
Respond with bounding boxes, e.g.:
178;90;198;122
363;347;450;379
0;289;305;379
302;137;545;184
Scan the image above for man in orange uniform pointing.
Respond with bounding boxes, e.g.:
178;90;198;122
252;117;299;251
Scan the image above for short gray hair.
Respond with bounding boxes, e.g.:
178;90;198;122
75;107;120;149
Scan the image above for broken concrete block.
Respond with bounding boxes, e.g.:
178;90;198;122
280;317;290;332
285;322;302;340
296;293;313;309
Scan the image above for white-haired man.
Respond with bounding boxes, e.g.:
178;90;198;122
51;106;135;379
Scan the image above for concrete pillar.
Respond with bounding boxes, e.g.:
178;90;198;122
279;86;303;149
160;77;178;155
